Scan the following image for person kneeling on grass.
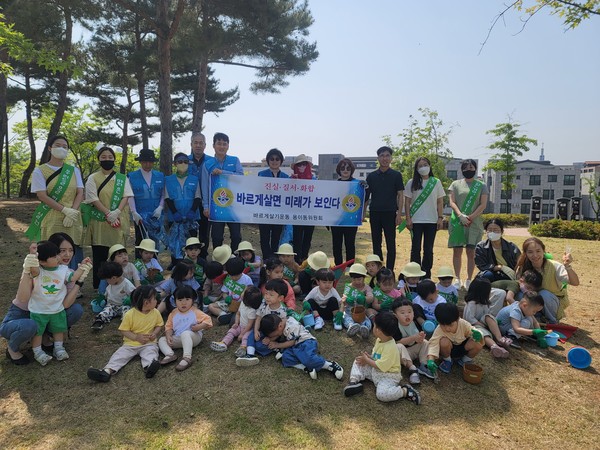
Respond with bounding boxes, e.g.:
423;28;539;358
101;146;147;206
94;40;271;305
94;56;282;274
344;312;421;404
258;314;344;381
495;290;547;349
87;286;163;382
426;303;484;375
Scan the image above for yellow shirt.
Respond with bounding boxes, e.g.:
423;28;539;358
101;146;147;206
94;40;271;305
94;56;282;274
428;318;475;358
119;308;164;346
372;338;400;373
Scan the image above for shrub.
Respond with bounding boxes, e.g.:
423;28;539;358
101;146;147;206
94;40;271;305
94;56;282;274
481;213;529;227
529;219;600;240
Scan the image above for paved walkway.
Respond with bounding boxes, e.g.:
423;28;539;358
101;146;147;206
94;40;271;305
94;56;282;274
503;227;531;237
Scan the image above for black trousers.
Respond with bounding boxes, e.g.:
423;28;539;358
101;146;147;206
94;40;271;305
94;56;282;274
197;214;210;258
293;225;314;264
330;226;357;266
259;224;283;260
211;221;242;252
369;211;397;270
410;222;438;279
91;245;110;289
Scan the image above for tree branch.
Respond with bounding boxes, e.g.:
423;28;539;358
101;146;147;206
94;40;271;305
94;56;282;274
479;1;520;55
553;0;600;16
208;59;292;71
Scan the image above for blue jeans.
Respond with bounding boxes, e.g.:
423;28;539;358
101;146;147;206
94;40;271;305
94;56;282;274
515;289;560;324
0;303;84;352
281;339;325;371
246;331;274;357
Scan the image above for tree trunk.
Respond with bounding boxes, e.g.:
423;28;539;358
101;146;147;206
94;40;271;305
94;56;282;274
156;0;173;175
192;53;209;134
134;11;149;149
40;5;73;164
0;48;7;195
20;71;36;197
120;90;132;174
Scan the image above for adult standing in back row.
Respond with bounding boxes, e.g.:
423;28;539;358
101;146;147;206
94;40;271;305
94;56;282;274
365;146;404;271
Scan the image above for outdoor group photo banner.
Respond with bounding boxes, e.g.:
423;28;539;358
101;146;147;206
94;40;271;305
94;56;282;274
209;175;365;227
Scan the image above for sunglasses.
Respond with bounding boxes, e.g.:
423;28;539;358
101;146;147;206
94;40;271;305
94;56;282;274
340;165;351;171
174;159;189;164
269;157;281;162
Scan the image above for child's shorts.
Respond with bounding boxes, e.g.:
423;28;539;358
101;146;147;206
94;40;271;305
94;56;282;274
215;300;229;312
450;339;468;359
30;310;67;335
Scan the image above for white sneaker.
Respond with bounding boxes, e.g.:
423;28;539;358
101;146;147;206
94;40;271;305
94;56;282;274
347;323;360;337
210;341;228;352
333;322;343;331
314;316;325;330
53;347;69;361
464;279;471;290
453;280;462;290
34;351;52;366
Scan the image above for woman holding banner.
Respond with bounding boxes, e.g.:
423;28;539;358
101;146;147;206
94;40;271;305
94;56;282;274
401;157;446;279
290;154;315;263
258;148;289;258
27;136;84;269
447;159;488;290
330;158;359;266
83;146;133;289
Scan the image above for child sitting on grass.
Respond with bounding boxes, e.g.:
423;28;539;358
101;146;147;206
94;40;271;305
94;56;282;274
182;237;207;286
258;314;344;381
436;266;458;305
392;299;435;381
259;258;296;309
92;262;136;331
134;239;164;286
87;286;163;382
158;286;212;371
208;257;253;325
275;243;301;295
344;312;421;404
370;268;402;315
341;263;373;339
426;303;484;375
98;244;141;295
397;262;425;300
210;287;263;357
303;268;343;331
411;279;447;325
156;261;200;315
235;241;261;287
202;261;224;311
495;290;547;349
463;278;512;358
364;254;383;289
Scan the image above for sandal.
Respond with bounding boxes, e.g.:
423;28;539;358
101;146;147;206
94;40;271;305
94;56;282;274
498;336;512;349
490;344;510;358
160;354;178;365
175;356;192;371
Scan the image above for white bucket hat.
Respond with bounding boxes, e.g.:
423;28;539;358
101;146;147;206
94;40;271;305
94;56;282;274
235;241;255;253
107;244;126;260
135;239;158;254
307;251;329;270
183;237;204;250
275;243;296;256
436;266;455;278
212;245;232;265
365;254;383;264
348;263;367;277
401;262;426;278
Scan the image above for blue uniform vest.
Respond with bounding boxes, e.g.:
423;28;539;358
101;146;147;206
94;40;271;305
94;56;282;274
128;169;164;214
188;154;214;180
204;155;241;175
165;174;199;220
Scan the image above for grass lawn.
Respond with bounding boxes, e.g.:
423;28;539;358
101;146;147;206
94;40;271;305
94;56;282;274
0;200;598;449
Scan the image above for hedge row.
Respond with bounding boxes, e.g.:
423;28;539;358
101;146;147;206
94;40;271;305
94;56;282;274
529;219;600;240
480;213;530;227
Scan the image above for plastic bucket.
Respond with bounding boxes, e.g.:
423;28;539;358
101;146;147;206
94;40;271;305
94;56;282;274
545;332;560;347
303;314;316;328
228;300;241;313
462;363;484;385
567;347;592;370
91;298;106;314
423;320;437;334
351;306;366;323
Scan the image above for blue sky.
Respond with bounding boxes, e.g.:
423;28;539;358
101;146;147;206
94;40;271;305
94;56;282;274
187;1;600;166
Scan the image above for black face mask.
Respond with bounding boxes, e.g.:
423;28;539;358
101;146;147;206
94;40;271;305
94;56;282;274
100;160;115;170
462;170;476;179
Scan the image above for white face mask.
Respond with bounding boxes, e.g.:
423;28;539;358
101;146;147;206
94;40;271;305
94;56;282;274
417;166;430;176
175;163;188;174
51;147;68;160
487;231;502;242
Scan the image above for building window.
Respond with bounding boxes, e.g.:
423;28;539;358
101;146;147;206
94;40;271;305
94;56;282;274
542;204;555;215
500;203;511;213
563;190;574;198
521;189;533;200
564;175;576;185
332;157;339;164
359;172;364;177
500;190;512;199
548;174;557;182
516;175;520;180
500;175;506;182
447;170;457;180
529;175;541;185
521;204;531;214
542;189;554;200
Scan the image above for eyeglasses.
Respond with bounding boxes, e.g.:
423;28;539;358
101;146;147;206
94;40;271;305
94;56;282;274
174;159;189;164
340;165;351;171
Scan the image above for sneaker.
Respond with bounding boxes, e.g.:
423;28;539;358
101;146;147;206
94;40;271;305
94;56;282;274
347;323;360;337
490;344;509;358
53;347;69;361
34;351;52;366
236;355;260;367
328;360;344;380
218;313;233;325
305;368;318;380
314;316;324;330
464;279;471;290
145;359;160;378
439;359;453;374
274;350;283;361
417;363;436;380
409;369;421;385
457;356;473;368
402;384;422;405
334;322;343;331
210;341;228;352
343;382;364;397
91;320;104;331
452;280;462;290
234;346;247;358
359;325;370;339
87;368;111;382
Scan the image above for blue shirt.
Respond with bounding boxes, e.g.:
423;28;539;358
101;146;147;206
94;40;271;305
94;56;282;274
202;155;243;210
258;168;290;178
